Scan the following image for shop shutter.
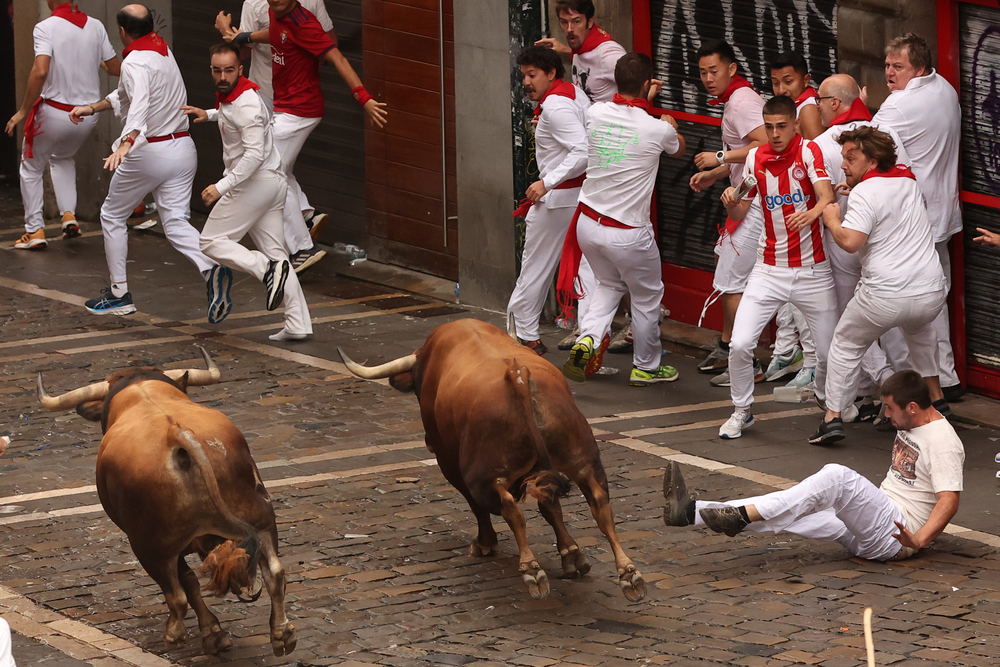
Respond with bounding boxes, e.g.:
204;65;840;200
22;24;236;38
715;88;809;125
649;0;837;271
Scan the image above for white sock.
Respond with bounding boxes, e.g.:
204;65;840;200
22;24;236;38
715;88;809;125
111;282;128;298
269;329;309;342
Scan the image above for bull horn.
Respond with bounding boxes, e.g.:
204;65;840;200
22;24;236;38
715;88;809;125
37;374;109;411
164;345;221;386
507;312;517;340
337;347;416;379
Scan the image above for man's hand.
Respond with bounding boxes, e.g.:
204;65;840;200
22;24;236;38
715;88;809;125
822;201;842;226
689;170;718;193
103;141;131;171
5;110;26;136
719;186;738;209
70;105;94;125
785;209;820;232
181;105;209;123
215;11;236;38
364;98;388;128
694;151;721;171
661;113;678;130
647;78;663;101
892;520;922;550
834;181;852;197
202;184;221;206
525;180;547;202
534;37;570;56
974;228;1000;248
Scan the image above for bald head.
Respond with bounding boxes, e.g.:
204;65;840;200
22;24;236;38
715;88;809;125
817;74;861;128
117;4;154;41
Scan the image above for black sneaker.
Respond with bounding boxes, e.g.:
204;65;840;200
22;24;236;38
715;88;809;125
873;402;895;431
518;338;547;356
206;265;233;324
264;259;290;311
85;288;136;316
699;507;749;537
290;246;327;274
808;417;845;445
857;397;879;422
662;460;694;527
933;398;953;418
942;384;966;403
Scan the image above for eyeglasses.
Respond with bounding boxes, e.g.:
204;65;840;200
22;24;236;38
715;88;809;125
815;96;838;102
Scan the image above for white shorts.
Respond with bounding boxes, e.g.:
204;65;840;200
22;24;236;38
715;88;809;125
713;240;757;294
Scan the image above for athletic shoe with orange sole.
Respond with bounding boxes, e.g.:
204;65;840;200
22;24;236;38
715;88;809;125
61;211;80;239
14;229;47;250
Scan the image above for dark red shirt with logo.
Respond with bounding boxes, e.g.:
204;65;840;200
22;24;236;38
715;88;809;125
269;2;335;118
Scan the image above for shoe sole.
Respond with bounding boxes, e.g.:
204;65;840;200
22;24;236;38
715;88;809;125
293;250;327;274
207;268;234;324
14;241;47;250
266;261;289;311
709;379;730;387
561;342;592;383
719;414;754;439
308;214;329;242
698;361;728;374
808;429;845;445
630;374;680;386
86;304;137;316
62;224;81;239
764;362;803;382
662;461;691;527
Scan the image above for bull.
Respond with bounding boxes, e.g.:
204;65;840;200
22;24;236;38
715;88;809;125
339;318;645;601
36;347;295;657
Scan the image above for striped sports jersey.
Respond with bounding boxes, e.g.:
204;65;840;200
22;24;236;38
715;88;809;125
745;136;830;267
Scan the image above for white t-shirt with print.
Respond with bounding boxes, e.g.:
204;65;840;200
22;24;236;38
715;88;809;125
841;175;945;298
572;39;626;104
880;417;964;534
578;102;679;227
34;14;117;105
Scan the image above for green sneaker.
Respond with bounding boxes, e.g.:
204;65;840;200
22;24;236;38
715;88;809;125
630;365;680;386
561;335;594;383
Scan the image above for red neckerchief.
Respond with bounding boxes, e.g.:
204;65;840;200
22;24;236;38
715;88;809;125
708;74;754;106
860;164;917;182
533;79;576;117
216;76;261;108
830;97;873;126
571;24;614;55
794;87;818;105
611;93;674;118
50;3;87;28
123;32;168;58
756;133;804;176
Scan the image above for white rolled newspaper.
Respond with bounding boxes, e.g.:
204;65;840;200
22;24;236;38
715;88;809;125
733;173;757;200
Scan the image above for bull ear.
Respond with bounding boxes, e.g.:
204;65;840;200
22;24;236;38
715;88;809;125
176;371;190;394
76;400;104;422
389;372;415;393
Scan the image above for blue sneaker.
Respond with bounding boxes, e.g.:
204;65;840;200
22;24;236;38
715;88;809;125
85;288;137;316
206;265;233;324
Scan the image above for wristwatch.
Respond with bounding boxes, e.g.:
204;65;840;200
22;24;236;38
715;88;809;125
715;150;726;165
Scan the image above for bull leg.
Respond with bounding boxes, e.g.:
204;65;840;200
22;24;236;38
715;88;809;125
140;556;190;646
578;475;646;602
537;499;590;578
258;536;296;657
177;558;231;655
494;480;549;599
469;503;498;557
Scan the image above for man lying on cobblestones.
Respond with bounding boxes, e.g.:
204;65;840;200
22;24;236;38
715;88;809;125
663;370;964;561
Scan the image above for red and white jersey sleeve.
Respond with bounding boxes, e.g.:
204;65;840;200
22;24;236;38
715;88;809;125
748;139;831;268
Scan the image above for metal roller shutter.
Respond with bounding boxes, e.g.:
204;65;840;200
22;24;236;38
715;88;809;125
649;0;837;272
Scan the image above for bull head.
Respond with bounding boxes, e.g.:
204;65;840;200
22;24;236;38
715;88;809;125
36;346;222;415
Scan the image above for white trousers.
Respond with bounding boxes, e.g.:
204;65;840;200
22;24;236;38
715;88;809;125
773;303;817;368
881;241;959;387
729;262;838;409
19;104;97;232
507;201;591;340
0;616;13;667
695;464;905;561
100;136;215;284
826;287;946;413
272;112;321;255
576;213;663;370
199;171;312;334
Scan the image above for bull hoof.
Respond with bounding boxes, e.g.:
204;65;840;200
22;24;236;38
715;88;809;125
164;630;186;646
560;545;591;578
235;571;264;602
271;623;297;657
469;540;496;557
519;561;549;599
619;569;646;602
201;628;232;655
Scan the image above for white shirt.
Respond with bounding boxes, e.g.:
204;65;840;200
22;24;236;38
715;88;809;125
872;70;962;242
721;87;765;186
841;174;945;298
108;47;190;153
34;14;116;105
535;84;590;209
238;0;333;101
572;40;626;103
206;87;283;196
578;102;680;227
880;418;964;536
814;120;912;208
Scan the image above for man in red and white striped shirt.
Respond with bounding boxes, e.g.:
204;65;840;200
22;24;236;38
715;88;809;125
717;95;836;439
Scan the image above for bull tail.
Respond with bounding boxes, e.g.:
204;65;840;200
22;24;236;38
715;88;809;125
503;361;572;503
166;418;262;600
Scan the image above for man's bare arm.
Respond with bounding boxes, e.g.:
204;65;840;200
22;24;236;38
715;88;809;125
323;47;388;128
5;55;50;136
893;490;960;550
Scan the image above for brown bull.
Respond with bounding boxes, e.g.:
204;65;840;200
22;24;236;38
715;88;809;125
37;347;295;657
339;318;645;601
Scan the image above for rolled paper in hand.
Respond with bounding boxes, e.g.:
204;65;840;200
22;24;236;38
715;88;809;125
734;174;757;200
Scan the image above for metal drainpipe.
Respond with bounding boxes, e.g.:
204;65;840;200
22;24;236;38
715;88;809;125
439;0;450;247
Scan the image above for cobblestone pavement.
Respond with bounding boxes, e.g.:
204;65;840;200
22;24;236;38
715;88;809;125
3;184;1000;667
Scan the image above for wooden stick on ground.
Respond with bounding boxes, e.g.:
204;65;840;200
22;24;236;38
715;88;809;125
864;607;876;667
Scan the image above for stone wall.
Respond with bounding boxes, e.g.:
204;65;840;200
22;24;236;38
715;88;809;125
837;0;938;109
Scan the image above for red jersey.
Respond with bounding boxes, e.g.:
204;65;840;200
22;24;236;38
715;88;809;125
745;135;830;267
270;3;335;118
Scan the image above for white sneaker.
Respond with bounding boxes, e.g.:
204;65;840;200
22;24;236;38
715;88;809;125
719;409;755;439
841;403;860;423
558;326;579;351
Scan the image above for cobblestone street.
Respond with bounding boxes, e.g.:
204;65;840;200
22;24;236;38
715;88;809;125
4;186;1000;667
